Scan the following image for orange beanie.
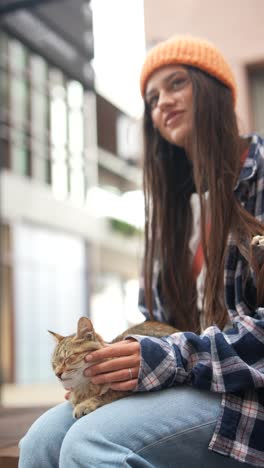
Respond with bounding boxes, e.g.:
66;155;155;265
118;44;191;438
140;36;237;104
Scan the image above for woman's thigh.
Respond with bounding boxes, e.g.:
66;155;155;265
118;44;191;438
60;387;250;468
19;401;75;468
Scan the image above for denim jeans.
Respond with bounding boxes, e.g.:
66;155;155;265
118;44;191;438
19;386;251;467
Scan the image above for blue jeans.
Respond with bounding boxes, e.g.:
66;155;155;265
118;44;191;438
19;387;251;467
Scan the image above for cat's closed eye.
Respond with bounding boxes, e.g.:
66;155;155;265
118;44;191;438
64;355;76;365
64;352;85;365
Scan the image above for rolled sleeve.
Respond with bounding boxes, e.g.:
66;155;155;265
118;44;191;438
127;315;264;394
127;334;188;392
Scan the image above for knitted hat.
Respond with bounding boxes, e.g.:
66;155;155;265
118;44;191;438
140;36;237;104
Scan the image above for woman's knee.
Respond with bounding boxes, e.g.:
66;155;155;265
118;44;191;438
19;402;74;468
19;418;56;468
59;416;102;466
59;409;130;468
19;426;48;465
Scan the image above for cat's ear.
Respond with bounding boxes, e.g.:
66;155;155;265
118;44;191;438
76;316;94;339
48;330;64;342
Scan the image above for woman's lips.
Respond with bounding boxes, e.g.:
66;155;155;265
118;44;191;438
165;110;185;127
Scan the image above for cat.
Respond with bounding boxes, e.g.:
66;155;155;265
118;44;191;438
49;317;178;419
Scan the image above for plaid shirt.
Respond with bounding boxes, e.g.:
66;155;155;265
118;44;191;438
131;134;264;467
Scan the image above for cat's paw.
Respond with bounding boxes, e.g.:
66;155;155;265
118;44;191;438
73;397;102;418
73;403;92;419
251;235;264;268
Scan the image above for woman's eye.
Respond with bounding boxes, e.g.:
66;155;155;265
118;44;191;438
147;95;158;110
171;77;187;89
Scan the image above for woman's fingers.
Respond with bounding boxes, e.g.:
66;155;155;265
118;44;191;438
84;355;138;377
83;338;140;389
84;339;140;378
87;366;138;385
85;339;138;362
110;379;138;391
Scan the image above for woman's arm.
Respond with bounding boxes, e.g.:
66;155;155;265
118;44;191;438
129;312;264;393
83;313;264;394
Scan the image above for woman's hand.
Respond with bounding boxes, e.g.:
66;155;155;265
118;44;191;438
84;338;140;391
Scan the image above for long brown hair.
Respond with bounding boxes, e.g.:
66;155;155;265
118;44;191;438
143;66;264;332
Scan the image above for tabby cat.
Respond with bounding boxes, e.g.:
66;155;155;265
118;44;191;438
49;317;177;419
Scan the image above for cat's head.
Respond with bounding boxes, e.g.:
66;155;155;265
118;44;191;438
48;317;104;390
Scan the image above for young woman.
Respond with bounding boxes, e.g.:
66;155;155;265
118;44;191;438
19;36;264;467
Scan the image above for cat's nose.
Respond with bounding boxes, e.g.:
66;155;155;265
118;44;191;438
56;371;63;380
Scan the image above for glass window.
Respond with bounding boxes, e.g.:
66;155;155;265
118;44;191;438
10;75;29;129
9;39;27;73
9;128;29;176
116;114;141;162
4;42;90;200
49;69;64;89
50;91;67;148
68;80;83;109
49;69;67;147
51;148;68;200
33;155;50;184
0;32;8;69
30;55;47;89
30;90;48;141
31;141;50;183
69;110;83;154
0;67;9;114
10;143;29;176
68;80;85;204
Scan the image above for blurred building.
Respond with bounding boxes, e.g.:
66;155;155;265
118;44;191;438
0;0;143;385
144;0;264;135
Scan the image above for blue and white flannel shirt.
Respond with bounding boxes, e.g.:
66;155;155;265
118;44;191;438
131;134;264;466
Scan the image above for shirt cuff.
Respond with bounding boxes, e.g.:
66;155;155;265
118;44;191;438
126;334;187;392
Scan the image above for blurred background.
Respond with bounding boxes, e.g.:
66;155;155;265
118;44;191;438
0;0;264;407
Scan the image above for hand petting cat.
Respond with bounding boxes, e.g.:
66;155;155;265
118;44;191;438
83;338;140;391
54;318;178;412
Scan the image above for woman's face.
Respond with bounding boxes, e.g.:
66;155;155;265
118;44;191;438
145;65;193;152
